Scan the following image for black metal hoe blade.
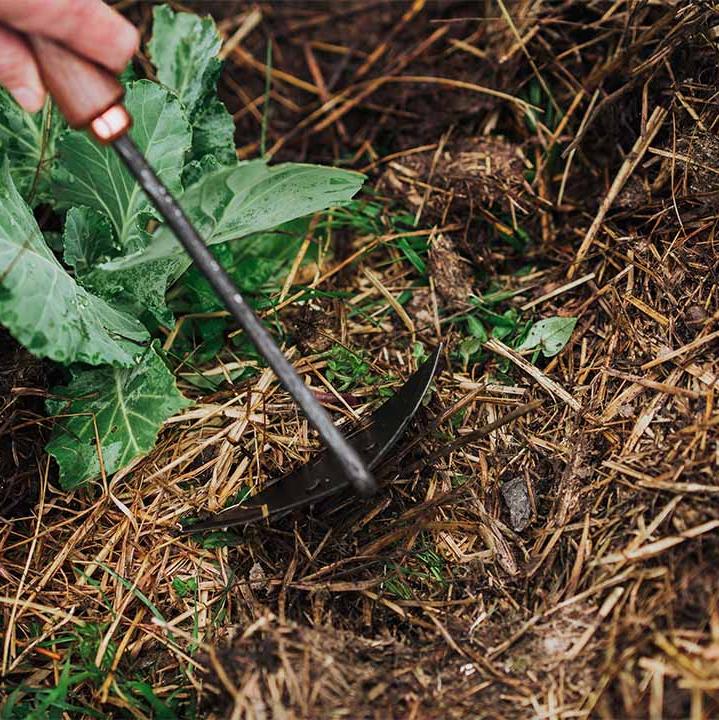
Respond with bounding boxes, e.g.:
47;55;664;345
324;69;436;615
181;345;442;532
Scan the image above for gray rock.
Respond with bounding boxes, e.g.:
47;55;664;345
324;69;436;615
501;477;531;532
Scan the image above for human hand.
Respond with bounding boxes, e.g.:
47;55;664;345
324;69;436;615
0;0;138;113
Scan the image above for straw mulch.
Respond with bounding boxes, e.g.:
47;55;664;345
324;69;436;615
2;2;718;718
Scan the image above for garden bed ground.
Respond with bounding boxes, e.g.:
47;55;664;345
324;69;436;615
2;1;719;718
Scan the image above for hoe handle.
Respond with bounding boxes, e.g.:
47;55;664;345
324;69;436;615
29;35;125;131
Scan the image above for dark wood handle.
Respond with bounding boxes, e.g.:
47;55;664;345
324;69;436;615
29;36;125;129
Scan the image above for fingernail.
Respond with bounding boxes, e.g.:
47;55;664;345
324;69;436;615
11;87;45;114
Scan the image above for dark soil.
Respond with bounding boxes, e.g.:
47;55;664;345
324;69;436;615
2;2;719;719
0;331;46;517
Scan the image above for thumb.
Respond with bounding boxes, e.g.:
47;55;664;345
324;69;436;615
0;24;45;112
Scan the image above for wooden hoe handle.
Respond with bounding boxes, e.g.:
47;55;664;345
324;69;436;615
29;35;126;131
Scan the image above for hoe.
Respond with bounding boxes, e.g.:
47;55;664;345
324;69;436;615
28;36;441;529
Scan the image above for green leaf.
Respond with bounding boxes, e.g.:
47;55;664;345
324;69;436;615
0;161;147;366
466;315;488;341
458;337;483;367
0;89;64;204
411;340;428;363
125;682;177;720
179;219;309;312
325;344;378;391
199;530;240;548
107;161;364;269
46;342;190;489
98;561;167;621
182;154;222;188
149;4;235;166
29;658;73;720
53;80;192;254
491;324;513;341
95;161;364;323
63;207;116;274
516;316;577;357
84;256;187;327
396;236;426;274
172;576;198;598
191;96;236;166
150;4;222;116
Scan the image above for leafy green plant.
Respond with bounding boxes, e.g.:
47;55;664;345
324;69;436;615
1;621;190;719
0;5;363;489
325;344;384;391
383;571;413;600
455;289;577;369
458;314;488;369
45;342;189;487
172;576;198;599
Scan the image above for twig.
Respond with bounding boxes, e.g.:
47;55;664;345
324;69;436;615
569;106;668;278
484;338;581;411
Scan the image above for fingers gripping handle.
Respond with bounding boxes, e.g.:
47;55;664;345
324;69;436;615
29;35;126;132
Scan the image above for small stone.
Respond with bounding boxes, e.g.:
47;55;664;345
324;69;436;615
686;304;707;327
501;477;531;532
249;562;268;593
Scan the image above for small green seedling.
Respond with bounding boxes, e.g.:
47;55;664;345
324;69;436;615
516;316;577;358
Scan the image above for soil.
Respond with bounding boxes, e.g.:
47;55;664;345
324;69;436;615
192;3;719;716
2;2;719;719
0;331;46;517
